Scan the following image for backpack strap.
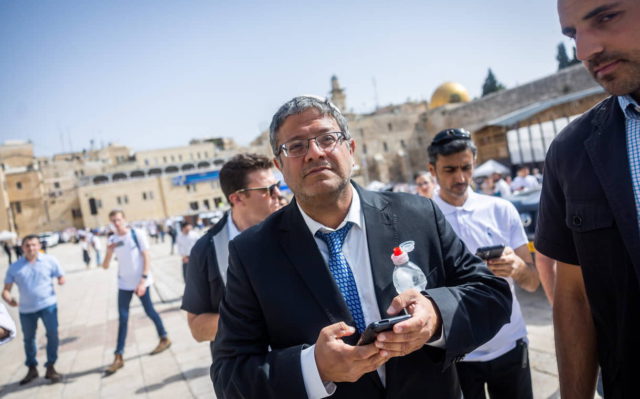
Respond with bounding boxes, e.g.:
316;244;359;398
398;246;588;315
130;228;142;251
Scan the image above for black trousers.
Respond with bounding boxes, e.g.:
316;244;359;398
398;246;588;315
456;339;533;399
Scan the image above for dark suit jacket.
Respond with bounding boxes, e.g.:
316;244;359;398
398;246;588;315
212;185;512;398
536;96;640;397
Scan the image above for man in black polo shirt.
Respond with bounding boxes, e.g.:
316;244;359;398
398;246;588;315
181;153;282;346
535;0;640;397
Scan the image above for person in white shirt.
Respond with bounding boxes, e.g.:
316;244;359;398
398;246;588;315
0;303;16;345
176;221;199;282
491;172;512;197
90;232;102;266
428;128;539;399
510;166;539;192
102;209;170;375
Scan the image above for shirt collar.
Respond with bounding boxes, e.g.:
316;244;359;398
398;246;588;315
433;187;479;214
227;210;242;240
297;183;363;235
618;95;640;120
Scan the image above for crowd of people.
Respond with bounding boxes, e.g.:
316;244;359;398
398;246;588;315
2;0;639;397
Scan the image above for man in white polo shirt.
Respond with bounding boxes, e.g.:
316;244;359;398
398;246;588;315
428;129;540;399
102;209;170;375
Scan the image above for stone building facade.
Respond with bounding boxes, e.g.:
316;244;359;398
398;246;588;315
318;65;607;184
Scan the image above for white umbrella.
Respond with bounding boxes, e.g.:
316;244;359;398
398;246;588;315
0;231;17;242
473;160;511;178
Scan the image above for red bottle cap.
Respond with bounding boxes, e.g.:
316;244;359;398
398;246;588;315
393;247;403;256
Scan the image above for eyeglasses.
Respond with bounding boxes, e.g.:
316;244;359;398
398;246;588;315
278;132;347;158
235;181;281;196
416;181;432;187
431;128;471;146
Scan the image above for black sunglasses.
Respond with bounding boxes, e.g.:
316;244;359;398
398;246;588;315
431;128;471;146
235;181;281;196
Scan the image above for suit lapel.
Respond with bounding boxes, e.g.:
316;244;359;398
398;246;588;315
278;201;355;328
357;186;399;318
584;99;640;279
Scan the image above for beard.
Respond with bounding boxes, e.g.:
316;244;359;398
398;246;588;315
586;50;640;97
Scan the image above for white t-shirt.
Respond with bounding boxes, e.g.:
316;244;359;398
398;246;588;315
176;230;199;257
108;228;153;290
433;189;529;362
510;175;539;191
91;234;101;251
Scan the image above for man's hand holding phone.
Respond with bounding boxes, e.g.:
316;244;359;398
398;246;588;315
484;246;523;278
375;289;442;358
315;322;389;383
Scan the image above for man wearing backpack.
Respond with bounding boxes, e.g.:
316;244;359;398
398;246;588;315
102;209;170;375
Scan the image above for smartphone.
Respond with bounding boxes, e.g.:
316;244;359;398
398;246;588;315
475;244;505;260
114;240;125;248
357;314;412;346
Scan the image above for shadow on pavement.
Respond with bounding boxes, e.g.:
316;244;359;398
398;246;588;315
134;366;209;394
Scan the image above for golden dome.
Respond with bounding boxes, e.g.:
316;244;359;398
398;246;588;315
429;82;471;109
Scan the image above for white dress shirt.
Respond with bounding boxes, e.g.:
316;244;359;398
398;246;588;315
297;187;383;398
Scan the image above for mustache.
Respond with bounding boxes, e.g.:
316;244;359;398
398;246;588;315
587;51;626;71
303;161;332;176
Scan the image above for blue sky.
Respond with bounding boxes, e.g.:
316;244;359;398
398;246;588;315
0;0;576;157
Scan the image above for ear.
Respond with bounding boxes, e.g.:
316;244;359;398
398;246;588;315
348;139;356;155
427;163;437;179
228;192;243;207
273;157;282;172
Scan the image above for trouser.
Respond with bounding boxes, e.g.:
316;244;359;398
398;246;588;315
94;249;102;266
115;288;167;355
19;304;59;367
182;262;188;283
456;339;533;399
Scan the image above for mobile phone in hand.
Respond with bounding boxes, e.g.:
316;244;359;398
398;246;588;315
357;314;412;346
475;244;505;260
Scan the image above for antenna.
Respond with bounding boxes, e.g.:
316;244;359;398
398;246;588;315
372;77;379;111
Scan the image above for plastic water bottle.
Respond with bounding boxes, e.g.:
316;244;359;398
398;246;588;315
391;241;427;293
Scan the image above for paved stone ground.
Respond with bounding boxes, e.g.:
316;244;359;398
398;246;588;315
0;236;564;398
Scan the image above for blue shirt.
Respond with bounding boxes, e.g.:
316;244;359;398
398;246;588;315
4;254;64;314
618;95;640;231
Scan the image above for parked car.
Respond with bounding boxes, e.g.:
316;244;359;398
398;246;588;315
505;187;541;243
37;232;60;248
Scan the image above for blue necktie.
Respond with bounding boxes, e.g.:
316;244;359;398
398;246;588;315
316;222;367;333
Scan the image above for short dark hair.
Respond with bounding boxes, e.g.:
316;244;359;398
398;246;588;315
427;129;477;165
180;221;192;230
269;95;350;156
220;153;273;203
22;234;40;246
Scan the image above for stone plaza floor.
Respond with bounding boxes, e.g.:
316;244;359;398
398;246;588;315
0;235;563;398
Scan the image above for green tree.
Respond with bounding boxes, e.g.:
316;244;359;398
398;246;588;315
569;46;581;66
482;68;506;97
557;42;571;70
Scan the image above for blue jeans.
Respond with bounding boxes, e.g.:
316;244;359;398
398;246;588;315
115;288;167;355
19;304;59;367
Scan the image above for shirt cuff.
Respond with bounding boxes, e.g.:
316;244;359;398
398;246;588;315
425;324;446;348
300;344;336;399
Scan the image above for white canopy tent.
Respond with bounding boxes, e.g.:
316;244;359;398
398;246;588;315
473;159;510;178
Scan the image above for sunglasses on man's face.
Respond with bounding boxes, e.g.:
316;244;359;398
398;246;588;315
431;128;471;146
235;181;281;197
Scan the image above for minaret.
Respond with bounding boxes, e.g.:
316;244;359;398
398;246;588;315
330;75;346;112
